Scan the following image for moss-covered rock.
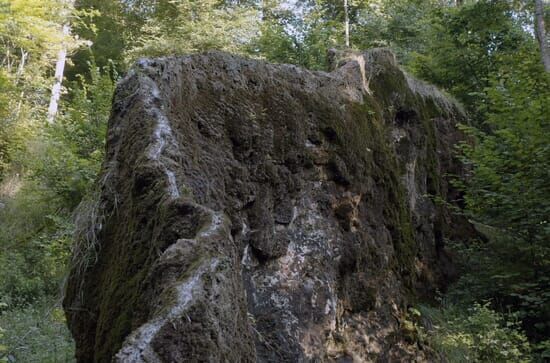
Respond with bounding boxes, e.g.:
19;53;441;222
64;49;474;362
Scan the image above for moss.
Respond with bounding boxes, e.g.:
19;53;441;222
92;241;150;362
317;92;418;285
78;196;165;362
420;105;442;197
317;54;464;289
65;51;468;361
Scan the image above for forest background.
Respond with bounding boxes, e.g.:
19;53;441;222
0;0;548;361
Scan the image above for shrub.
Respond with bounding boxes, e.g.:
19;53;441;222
0;300;75;362
419;302;531;362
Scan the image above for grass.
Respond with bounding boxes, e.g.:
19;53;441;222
0;299;75;363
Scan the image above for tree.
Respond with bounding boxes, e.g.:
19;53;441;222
69;0;138;78
534;0;550;72
454;44;550;344
0;0;78;173
47;0;75;123
249;0;311;66
409;0;529;121
124;0;259;64
344;0;350;47
0;0;67;102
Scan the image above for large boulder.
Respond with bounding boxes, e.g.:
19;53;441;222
64;49;473;362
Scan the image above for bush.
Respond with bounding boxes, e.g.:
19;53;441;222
419;302;531;362
0;182;73;307
452;51;550;345
0;63;114;307
447;232;550;342
28;63;114;210
0;63;115;362
0;300;75;362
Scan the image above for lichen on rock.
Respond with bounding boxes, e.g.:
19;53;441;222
64;49;474;362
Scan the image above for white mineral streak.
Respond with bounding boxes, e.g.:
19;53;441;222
115;258;219;362
241;244;258;268
141;65;180;199
289;206;298;226
147;109;169;160
325;283;337;322
354;53;371;94
391;128;407;143
199;211;223;238
165;170;179;200
241;221;250;236
241;244;251;266
404;159;418;211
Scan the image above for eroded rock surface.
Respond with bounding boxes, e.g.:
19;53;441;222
64;49;474;362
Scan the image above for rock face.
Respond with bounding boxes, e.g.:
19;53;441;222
64;49;473;362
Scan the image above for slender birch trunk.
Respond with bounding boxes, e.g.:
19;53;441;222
47;1;74;123
15;48;27;82
535;0;550;72
344;0;350;47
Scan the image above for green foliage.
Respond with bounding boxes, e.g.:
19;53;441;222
0;0;82;178
0;70;12;179
349;0;437;63
458;51;549;247
0;62;112;360
0;63;114;309
0;0;65;62
29;63;114;209
0;178;73;307
534;339;550;361
0;2;112;360
251;0;372;70
249;4;310;67
0;300;75;362
71;0;125;77
448;235;550;347
418;302;531;362
0;0;548;361
0;0;78;97
452;47;550;344
409;0;530;119
125;0;258;64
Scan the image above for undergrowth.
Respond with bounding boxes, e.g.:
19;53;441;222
0;299;75;363
0;63;114;362
416;302;532;363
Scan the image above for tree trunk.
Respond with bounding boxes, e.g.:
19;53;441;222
15;48;27;83
47;0;75;123
344;0;350;47
47;23;70;123
535;0;550;72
